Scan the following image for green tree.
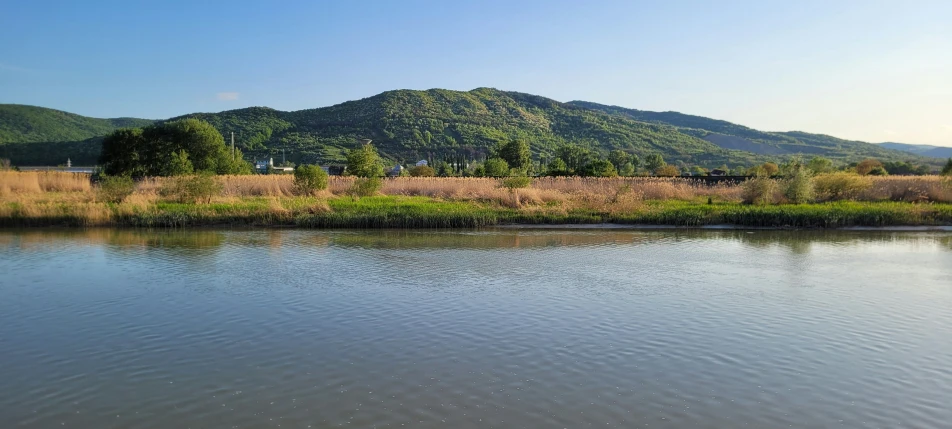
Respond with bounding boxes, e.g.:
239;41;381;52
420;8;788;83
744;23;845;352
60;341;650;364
164;150;194;176
855;159;884;176
807;156;834;174
555;144;591;174
99;128;146;177
495;140;531;172
408;165;436;177
607;150;631;170
618;162;636;177
547;158;569;176
346;143;384;177
484;158;511;177
942;158;952;176
645;153;666;173
583;159;618;177
293;164;329;194
655;164;680;177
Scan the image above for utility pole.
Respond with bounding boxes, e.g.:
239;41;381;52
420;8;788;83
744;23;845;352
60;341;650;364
282;148;286;165
231;132;236;160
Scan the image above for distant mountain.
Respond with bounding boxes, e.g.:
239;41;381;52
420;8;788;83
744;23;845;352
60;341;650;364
877;142;952;159
0;90;941;167
567;101;935;165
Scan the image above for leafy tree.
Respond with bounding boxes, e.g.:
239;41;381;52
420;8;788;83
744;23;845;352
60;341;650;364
582;159;618;177
165;150;194;176
855;159;884;175
690;166;708;176
943;158;952;176
645;153;666;172
761;162;779;176
868;166;889;176
555;144;591;174
807;156;834;174
547;158;569;176
100;128;146;176
495;140;531;172
408;165;436;177
346;143;384;177
607;150;631;170
484;158;510;177
293;164;329;194
618;162;636;177
655;164;680;177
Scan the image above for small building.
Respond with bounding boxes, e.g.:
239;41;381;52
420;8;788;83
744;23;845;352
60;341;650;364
255;158;274;172
709;169;727;177
415;160;428;167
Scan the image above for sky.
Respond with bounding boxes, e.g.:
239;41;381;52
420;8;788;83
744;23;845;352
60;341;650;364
1;0;950;146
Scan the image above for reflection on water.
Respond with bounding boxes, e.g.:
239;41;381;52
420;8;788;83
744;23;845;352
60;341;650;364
1;228;951;429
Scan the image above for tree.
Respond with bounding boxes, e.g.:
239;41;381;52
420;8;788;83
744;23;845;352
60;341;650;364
618;162;636;177
807;156;833;174
645;153;665;173
607;150;630;170
346;142;384;177
582;159;618;177
761;162;780;176
855;159;884;175
408;165;436;177
99;128;146;176
655;164;680;177
495;140;531;172
547;158;569;176
555;144;591;174
483;158;510;177
943;158;952;176
293;164;329;194
165;150;194;176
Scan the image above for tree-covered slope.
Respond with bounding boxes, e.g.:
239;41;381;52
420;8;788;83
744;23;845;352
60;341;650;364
0;104;153;144
176;88;765;166
878;142;952;158
569;101;935;165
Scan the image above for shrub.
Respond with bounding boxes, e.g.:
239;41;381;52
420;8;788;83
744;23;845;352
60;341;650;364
483;158;510;177
346;143;384;177
943;158;952;176
97;175;136;203
349;177;382;197
655;165;680;177
293;165;329;195
814;172;872;201
408;165;436;177
855;159;884;175
501;176;532;190
741;177;778;205
783;170;815;203
160;173;222;204
164;150;194;176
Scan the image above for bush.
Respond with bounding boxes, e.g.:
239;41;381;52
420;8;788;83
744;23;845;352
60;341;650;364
97;175;136;203
501;176;532;190
164;149;194;176
855;159;884;175
483;158;510;177
408;165;436;177
783;170;815;203
742;177;779;205
293;165;329;195
814;172;872;201
655;165;680;177
943;158;952;176
349;177;382;197
160;173;222;204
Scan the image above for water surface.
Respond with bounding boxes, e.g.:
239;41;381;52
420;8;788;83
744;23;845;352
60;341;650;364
1;228;951;428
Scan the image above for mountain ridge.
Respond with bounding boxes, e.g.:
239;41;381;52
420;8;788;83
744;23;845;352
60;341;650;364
0;89;942;167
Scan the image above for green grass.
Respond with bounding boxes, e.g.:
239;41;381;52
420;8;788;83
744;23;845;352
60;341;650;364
3;195;952;228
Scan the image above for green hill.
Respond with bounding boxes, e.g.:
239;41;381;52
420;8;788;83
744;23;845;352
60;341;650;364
0;104;153;165
1;89;941;168
175;88;766;167
568;101;936;165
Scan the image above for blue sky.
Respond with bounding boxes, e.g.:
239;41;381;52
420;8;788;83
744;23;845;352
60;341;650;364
2;0;950;146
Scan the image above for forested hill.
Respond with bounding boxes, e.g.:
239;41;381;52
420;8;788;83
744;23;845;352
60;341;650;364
0;104;153;144
174;88;764;167
568;101;931;164
0;89;940;167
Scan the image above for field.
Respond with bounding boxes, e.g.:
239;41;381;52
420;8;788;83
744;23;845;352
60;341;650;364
2;171;951;228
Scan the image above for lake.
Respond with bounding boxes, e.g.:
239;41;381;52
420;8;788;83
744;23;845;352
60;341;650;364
1;228;950;429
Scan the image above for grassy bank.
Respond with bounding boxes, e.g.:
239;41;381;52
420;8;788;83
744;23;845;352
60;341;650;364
2;172;951;228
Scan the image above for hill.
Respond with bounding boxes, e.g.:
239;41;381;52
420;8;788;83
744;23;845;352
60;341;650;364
173;88;767;167
1;90;942;168
567;101;935;165
878;142;952;159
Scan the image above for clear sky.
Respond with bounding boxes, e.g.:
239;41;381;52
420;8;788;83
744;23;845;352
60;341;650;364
2;0;950;146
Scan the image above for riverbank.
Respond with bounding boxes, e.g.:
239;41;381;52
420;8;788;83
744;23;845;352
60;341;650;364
3;195;952;228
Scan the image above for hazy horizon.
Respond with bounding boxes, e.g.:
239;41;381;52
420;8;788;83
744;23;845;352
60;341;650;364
2;0;950;146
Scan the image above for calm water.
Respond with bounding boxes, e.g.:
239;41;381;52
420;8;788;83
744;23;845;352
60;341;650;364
1;229;951;429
